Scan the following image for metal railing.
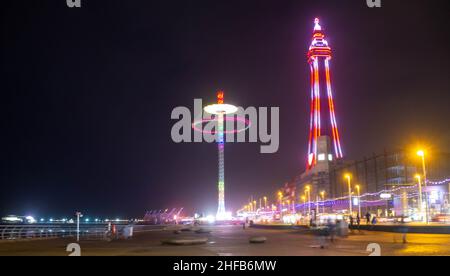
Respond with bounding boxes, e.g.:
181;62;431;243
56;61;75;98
0;224;110;241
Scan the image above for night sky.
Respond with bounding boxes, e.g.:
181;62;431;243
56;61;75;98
1;0;449;218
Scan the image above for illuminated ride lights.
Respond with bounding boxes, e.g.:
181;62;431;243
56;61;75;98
192;117;251;135
296;184;423;210
306;18;343;169
427;178;450;185
192;91;248;220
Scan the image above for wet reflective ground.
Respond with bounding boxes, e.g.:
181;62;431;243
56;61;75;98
0;225;449;256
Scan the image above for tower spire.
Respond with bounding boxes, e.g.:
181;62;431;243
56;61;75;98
306;18;344;169
314;18;321;31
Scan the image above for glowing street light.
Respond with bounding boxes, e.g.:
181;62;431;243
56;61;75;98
263;196;268;210
355;185;361;216
417;149;430;225
345;174;353;216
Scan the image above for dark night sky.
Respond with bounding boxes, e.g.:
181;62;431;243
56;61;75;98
1;0;449;218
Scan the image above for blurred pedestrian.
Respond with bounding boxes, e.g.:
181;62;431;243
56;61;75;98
365;212;371;225
356;214;361;226
400;216;407;243
371;216;377;225
327;219;336;243
318;225;330;249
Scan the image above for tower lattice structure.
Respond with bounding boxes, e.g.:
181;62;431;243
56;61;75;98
306;18;343;169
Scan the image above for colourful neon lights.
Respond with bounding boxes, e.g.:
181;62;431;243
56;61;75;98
192;117;251;135
217;90;224;104
204;104;238;115
217;107;226;216
306;18;344;169
193;91;240;218
427;178;450;185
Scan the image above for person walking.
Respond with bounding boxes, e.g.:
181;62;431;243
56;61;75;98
318;224;330;249
327;219;336;243
400;216;408;243
371;216;377;225
365;212;371;225
356;214;361;226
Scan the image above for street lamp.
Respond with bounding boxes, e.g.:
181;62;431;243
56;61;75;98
301;196;306;215
253;200;257;212
264;196;268;210
320;191;326;214
345;174;353;216
305;186;311;217
75;212;83;242
417;150;430;224
415;174;426;223
316;195;319;216
355;185;361;217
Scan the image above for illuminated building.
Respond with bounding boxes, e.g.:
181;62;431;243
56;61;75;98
329;150;450;217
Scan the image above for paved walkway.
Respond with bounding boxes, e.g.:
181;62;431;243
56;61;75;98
0;225;449;256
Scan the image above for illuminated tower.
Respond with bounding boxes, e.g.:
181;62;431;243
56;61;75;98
204;91;237;220
306;18;343;169
216;92;226;217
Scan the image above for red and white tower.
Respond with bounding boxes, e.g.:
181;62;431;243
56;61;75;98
306;18;343;169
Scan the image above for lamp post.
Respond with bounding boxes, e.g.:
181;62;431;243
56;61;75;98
76;212;83;242
305;186;311;218
301;196;306;216
316;196;319;216
264;196;268;210
415;174;424;222
320;191;326;214
417;150;430;225
356;185;361;217
345;174;353;216
278;192;283;212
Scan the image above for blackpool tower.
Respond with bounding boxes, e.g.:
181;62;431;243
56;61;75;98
306;18;344;169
